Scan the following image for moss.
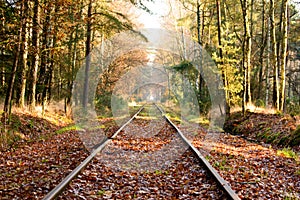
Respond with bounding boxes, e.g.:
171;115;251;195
293;125;300;135
290;125;300;146
225;111;299;147
277;148;298;160
55;124;84;134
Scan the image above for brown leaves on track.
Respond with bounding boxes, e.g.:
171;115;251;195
192;133;300;199
58;151;227;200
1;109;299;199
0;130;88;199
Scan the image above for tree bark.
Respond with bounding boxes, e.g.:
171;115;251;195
240;0;252;112
265;18;271;106
28;0;40;111
4;0;24;114
83;0;93;109
216;0;230;115
270;0;279;110
40;2;51;109
17;0;29;108
196;0;201;46
277;0;284;75
279;0;288;111
258;0;266;101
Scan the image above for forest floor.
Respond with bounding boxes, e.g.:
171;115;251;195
0;107;299;199
224;110;300;151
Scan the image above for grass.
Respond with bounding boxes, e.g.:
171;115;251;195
212;156;232;171
41;158;49;163
290;126;300;146
277;148;299;161
165;113;181;122
227;107;300;147
87;124;106;131
0;115;24;150
55;124;84;134
97;190;105;196
0;102;74;150
0;130;22;150
154;169;169;175
189;116;210;127
230;104;278;115
283;193;300;200
205;155;212;161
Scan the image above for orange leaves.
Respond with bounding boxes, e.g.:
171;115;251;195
204;132;300;199
225;111;300;149
0;115;88;199
1;108;299;199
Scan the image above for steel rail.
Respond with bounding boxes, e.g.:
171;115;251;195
154;103;241;200
42;105;145;200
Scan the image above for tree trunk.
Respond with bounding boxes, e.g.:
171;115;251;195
4;37;21;114
196;0;204;105
277;1;284;76
4;1;24;114
270;0;279;110
47;1;59;104
196;0;201;46
83;0;93;109
28;0;40;111
279;0;288;111
216;0;223;60
216;0;230;115
241;0;252;112
40;3;51;107
265;18;271;106
258;0;265;101
17;0;29;108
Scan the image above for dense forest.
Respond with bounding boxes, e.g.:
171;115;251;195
0;0;299;118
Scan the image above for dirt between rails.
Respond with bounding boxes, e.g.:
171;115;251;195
0;109;299;199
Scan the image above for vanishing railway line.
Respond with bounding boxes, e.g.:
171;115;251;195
43;104;240;200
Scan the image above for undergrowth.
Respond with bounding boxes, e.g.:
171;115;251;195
0;106;72;151
225;110;300;148
277;147;299;161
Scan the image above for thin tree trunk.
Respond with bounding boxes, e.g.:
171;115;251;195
4;1;24;114
216;0;230;115
241;0;252;112
196;0;204;105
216;0;223;60
4;36;21;114
250;0;254;38
0;8;5;88
258;0;265;101
277;0;284;75
270;0;279;110
279;0;288;111
66;1;82;114
47;1;59;104
18;0;29;108
265;18;271;106
83;0;93;109
28;0;40;111
196;0;201;46
246;1;252;105
40;3;51;111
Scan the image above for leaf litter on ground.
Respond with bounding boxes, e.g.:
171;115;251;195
0;109;299;199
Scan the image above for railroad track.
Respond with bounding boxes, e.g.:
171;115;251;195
43;104;240;200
